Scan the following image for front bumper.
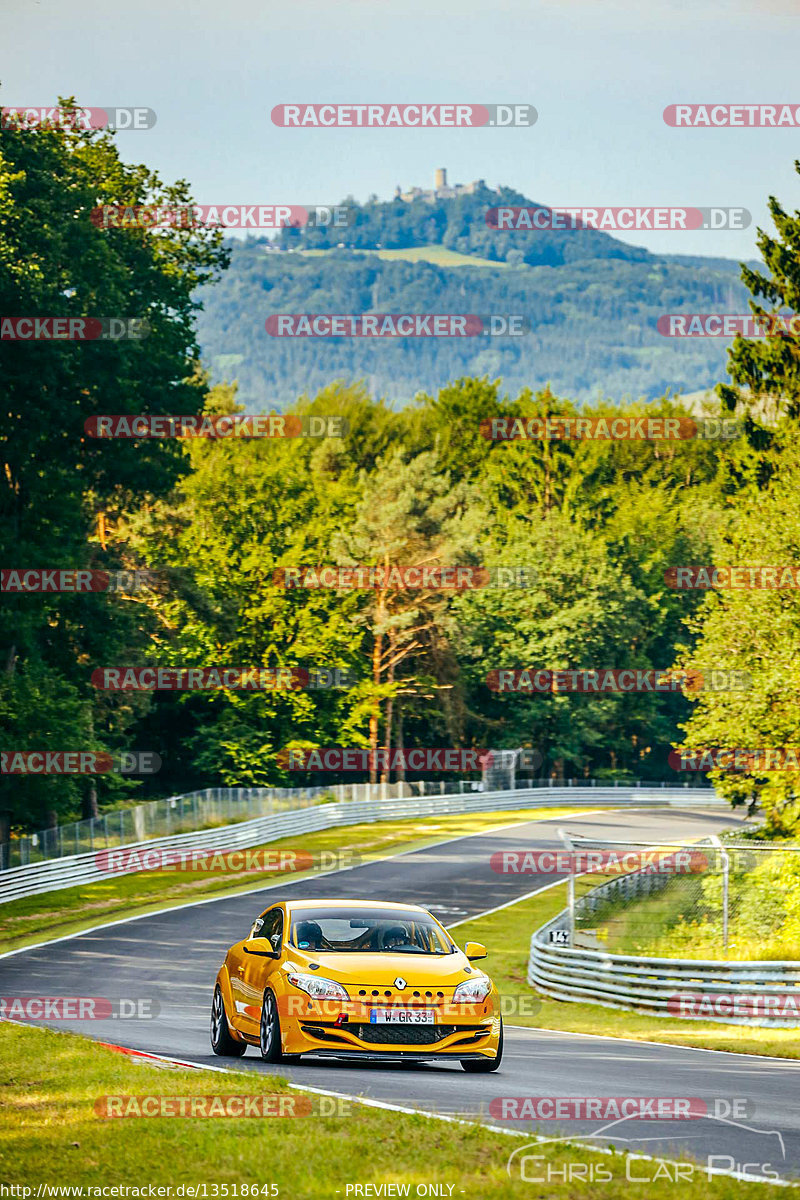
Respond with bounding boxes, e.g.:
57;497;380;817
278;995;501;1059
300;1048;493;1062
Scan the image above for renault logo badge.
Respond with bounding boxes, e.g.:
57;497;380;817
394;977;407;990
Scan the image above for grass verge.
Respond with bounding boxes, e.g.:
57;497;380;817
0;806;608;955
455;886;800;1059
597;861;800;961
0;1022;782;1196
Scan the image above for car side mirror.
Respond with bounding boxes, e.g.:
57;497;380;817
244;937;280;958
464;941;487;961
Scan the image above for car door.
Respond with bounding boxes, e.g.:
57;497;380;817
235;906;284;1036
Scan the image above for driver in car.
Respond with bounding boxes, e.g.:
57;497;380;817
382;924;410;950
295;920;324;950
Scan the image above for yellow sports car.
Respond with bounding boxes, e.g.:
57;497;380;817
211;898;503;1071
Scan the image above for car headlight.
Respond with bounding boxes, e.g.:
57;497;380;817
453;977;492;1004
286;972;349;1000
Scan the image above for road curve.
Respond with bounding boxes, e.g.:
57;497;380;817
4;806;798;1182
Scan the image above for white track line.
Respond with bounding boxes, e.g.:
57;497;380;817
448;877;566;927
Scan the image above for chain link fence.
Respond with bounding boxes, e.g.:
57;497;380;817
0;780;476;870
558;830;800;959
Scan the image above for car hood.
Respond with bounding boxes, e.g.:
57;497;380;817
284;950;481;987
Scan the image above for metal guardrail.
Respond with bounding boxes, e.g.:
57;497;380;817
528;840;800;1029
0;776;713;870
0;784;722;903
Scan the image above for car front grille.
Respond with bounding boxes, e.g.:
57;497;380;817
350;1023;488;1045
352;1023;456;1045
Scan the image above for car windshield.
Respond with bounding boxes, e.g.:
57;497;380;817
288;907;455;954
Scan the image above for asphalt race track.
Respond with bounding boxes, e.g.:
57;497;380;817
4;806;799;1182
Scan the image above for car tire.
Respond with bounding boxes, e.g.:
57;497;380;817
210;984;247;1057
259;989;284;1063
461;1018;503;1072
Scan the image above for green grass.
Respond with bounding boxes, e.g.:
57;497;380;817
0;1022;783;1196
456;886;800;1059
594;882;760;960
590;858;800;961
297;244;509;268
0;806;609;954
590;878;704;956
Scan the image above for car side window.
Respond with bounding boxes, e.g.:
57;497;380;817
257;907;283;952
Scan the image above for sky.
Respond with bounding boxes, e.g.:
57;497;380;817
4;0;800;260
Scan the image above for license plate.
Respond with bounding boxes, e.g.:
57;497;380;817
369;1008;435;1024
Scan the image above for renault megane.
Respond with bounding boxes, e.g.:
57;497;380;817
210;898;503;1071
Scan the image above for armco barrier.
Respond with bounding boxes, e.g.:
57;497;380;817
1;775;716;870
528;902;800;1030
0;786;722;903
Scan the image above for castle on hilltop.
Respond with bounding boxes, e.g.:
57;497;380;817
394;168;486;203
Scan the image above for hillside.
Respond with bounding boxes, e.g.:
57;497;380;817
195;184;752;408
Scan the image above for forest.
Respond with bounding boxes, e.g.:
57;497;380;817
3;113;800;839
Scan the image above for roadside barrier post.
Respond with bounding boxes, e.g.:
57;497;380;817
559;827;575;945
710;834;730;953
